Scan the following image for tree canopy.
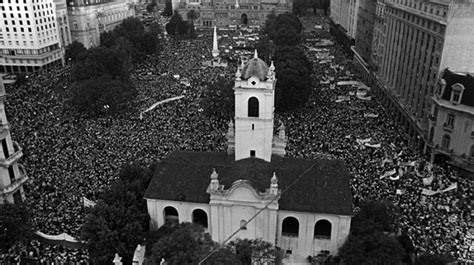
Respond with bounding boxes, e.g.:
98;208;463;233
163;0;173;17
0;202;32;253
166;12;196;39
351;200;398;235
273;46;312;111
81;164;153;264
65;41;87;63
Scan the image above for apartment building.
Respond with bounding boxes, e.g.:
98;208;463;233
0;0;63;73
428;68;474;172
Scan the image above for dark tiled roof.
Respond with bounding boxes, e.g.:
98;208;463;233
241;57;269;80
441;69;474;107
145;151;353;215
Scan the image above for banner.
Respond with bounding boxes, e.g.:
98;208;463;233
421;188;438;196
422;174;434;186
140;95;184;120
396;189;404;195
364;113;379;118
83;197;96;208
440;183;458;193
365;143;381;148
380;169;396;179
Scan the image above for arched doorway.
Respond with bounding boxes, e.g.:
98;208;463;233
164;206;179;225
241;13;248;25
192;209;208;229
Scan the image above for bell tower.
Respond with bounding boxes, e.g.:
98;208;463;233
230;50;276;162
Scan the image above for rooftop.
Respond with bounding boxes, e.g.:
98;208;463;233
441;68;474;107
241;54;269;81
145;151;353;215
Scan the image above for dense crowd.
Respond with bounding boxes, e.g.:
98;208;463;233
1;16;471;263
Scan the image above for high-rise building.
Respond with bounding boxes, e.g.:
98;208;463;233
0;79;27;204
428;68;474;172
175;0;291;27
329;0;359;51
67;0;135;48
0;0;63;73
372;0;474;146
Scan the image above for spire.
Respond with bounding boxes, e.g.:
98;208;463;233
212;26;219;58
254;49;258;59
235;0;239;9
278;123;286;139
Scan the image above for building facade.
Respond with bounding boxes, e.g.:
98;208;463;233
145;53;352;262
0;79;27;204
428;68;474;172
67;0;135;48
329;0;359;52
372;0;474;148
0;0;63;73
54;0;72;49
175;0;291;27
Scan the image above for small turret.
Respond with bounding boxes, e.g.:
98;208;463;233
209;168;220;191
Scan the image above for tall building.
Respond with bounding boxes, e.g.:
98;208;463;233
428;68;474;172
0;0;63;73
0;79;27;204
329;0;359;51
371;0;385;71
54;0;72;49
372;0;474;147
145;51;352;263
67;0;135;48
175;0;291;27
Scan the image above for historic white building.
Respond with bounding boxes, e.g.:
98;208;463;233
145;53;352;261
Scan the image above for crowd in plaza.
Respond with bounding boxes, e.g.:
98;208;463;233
2;15;471;263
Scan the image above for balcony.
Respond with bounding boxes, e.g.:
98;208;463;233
443;122;453;132
0;164;28;196
0;141;23;168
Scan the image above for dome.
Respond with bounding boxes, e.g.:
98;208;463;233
241;57;269;80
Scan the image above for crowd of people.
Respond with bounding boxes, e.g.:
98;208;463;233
1;15;471;263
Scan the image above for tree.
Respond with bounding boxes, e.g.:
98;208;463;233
163;0;173;17
338;231;405;265
65;41;87;63
228;238;284;265
149;22;163;38
0;202;32;253
200;77;234;120
81;164;153;264
186;9;199;25
71;46;130;82
351;200;398;235
147;223;216;265
146;2;156;14
273;46;312;111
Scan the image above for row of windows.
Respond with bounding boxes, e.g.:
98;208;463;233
389;0;447;18
3;53;60;64
386;7;446;35
163;206;333;240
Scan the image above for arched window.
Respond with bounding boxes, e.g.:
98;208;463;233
164;206;179;225
240;220;247;230
314;220;332;240
248;97;259;117
282;217;299;237
441;134;450;150
192;209;208;229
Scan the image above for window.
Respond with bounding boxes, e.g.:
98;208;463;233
248;97;259;117
314;220;332;240
445;114;455;129
164;206;179;225
240;220;247;230
450;83;465;104
441;134;450;150
250;150;255;157
470;145;474;158
282;217;299;237
192;209;208;229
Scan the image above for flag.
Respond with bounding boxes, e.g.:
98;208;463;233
440;183;458;193
422;174;434;186
140;95;184;119
83;197;96;208
421;188;438;196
